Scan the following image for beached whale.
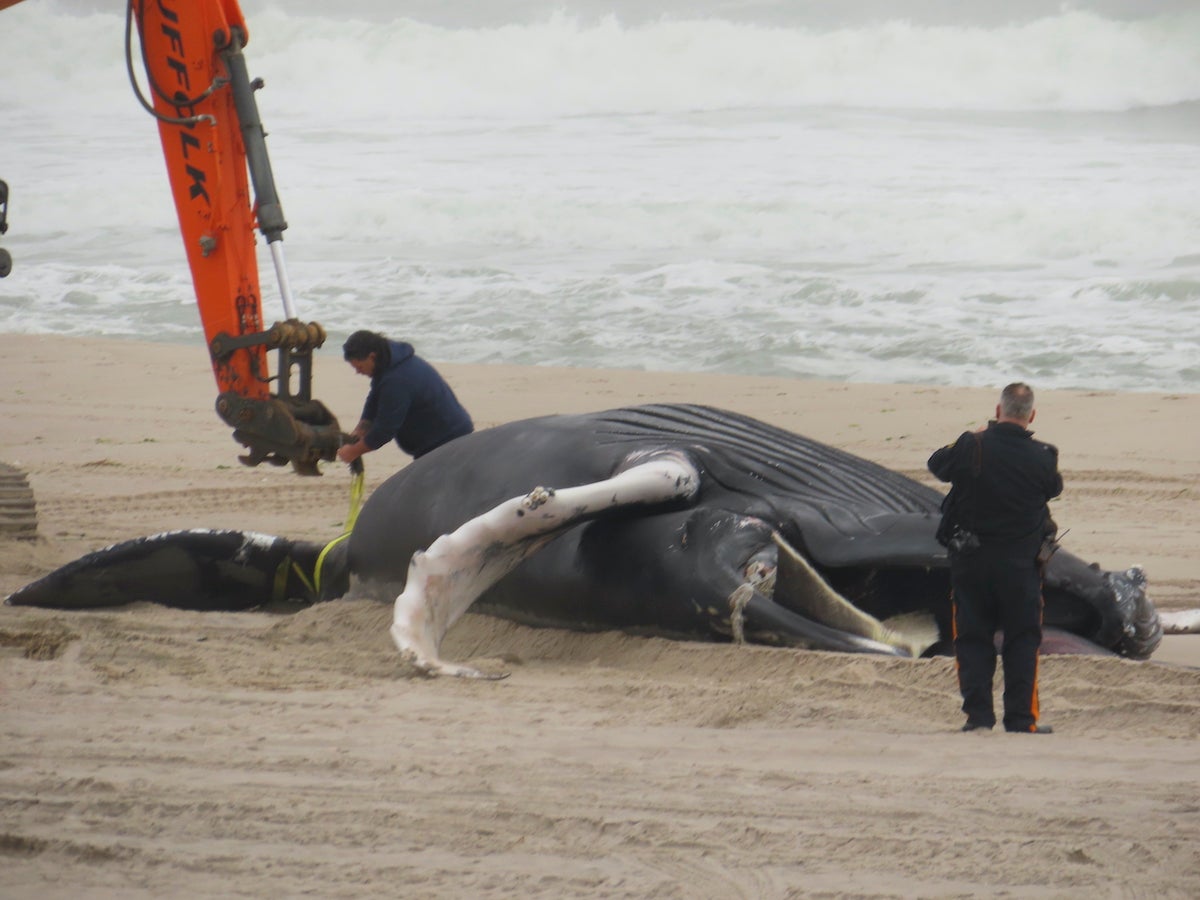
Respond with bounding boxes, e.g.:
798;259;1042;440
5;404;1163;677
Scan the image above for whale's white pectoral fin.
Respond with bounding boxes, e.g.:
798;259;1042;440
390;453;701;678
1158;609;1200;635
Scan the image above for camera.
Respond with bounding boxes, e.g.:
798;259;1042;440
947;528;981;555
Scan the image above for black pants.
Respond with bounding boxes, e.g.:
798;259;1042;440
950;547;1044;732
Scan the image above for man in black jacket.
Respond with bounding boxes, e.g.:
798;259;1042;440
336;330;474;467
928;382;1062;734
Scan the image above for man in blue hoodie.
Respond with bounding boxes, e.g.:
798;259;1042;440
336;330;474;466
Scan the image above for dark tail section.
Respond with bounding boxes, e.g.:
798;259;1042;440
5;530;348;612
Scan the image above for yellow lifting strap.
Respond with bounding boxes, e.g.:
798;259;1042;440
313;531;351;596
271;463;367;603
344;464;366;532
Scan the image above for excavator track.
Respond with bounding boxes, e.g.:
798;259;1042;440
0;462;38;539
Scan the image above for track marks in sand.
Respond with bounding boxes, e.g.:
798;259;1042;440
4;670;1199;898
0;624;75;661
4;597;1200;897
34;479;358;545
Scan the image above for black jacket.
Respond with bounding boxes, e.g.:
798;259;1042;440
360;341;474;458
928;421;1062;553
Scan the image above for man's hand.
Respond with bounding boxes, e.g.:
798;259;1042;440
337;439;367;465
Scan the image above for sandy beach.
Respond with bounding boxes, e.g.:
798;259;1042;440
2;333;1198;899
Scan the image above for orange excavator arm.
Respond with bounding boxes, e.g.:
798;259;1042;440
2;0;345;475
129;0;344;475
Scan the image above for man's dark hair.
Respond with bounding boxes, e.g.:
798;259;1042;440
343;330;391;367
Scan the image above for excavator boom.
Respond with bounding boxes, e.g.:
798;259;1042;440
3;0;345;475
136;1;267;399
131;0;344;475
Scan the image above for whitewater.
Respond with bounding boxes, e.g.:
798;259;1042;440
1;0;1198;392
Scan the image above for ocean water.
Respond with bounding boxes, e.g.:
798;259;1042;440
1;0;1198;392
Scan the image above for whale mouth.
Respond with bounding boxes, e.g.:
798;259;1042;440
1107;566;1161;660
733;531;940;658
